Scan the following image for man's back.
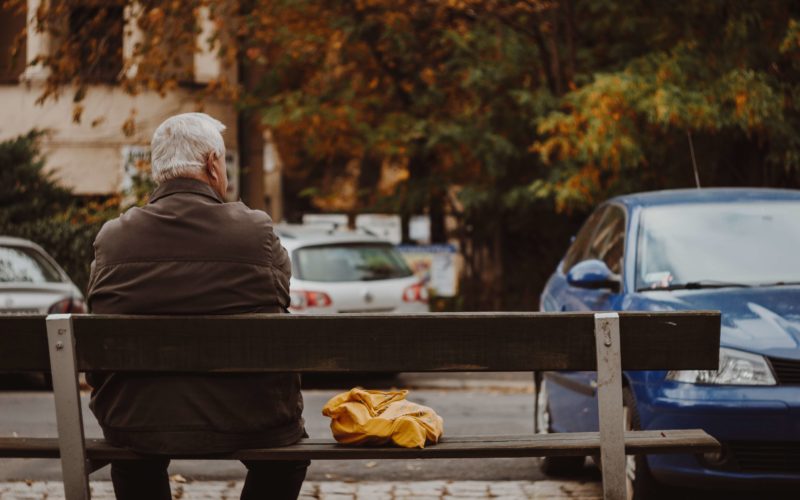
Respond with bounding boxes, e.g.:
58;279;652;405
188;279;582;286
87;178;304;455
89;178;290;315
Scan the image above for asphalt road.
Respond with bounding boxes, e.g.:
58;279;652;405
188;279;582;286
3;373;797;499
0;372;574;483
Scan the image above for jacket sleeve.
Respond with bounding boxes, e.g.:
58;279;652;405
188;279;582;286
269;227;292;310
86;259;97;312
86;222;108;313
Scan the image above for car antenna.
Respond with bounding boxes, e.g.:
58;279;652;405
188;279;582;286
687;130;701;188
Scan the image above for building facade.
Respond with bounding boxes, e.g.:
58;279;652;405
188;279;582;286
1;0;283;213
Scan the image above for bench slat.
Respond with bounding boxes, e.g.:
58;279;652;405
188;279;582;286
0;430;719;460
0;312;721;372
0;316;48;372
63;312;719;372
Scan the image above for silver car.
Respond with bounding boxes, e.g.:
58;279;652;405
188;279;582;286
276;224;429;314
0;236;85;315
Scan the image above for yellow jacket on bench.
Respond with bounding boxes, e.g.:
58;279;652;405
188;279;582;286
322;388;444;448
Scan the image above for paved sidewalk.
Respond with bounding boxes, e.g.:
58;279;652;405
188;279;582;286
0;480;602;499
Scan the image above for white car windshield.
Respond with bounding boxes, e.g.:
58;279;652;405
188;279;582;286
294;243;413;282
636;201;800;290
0;245;63;283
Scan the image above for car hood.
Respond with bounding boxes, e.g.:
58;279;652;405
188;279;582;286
625;286;800;360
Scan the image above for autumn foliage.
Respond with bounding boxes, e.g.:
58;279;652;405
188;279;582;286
5;0;800;307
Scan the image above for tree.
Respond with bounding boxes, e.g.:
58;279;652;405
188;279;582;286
9;0;800;309
531;1;800;209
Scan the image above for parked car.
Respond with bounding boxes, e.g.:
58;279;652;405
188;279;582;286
276;224;428;314
538;188;800;497
0;236;85;315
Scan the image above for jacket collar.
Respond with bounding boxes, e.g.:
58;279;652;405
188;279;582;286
148;178;224;204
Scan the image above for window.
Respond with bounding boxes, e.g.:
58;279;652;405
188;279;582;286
294;244;413;282
0;3;26;83
69;5;124;82
636;202;800;290
562;207;607;272
0;246;63;284
135;2;196;85
587;205;626;274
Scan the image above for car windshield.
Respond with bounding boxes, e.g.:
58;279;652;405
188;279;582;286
294;243;413;282
636;201;800;291
0;245;63;283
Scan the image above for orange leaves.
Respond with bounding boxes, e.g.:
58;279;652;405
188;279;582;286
779;18;800;54
71;105;84;124
734;91;748;116
420;67;436;86
147;7;165;23
532;72;651;209
122;109;137;137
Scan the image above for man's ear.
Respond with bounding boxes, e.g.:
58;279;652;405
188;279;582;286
206;153;218;181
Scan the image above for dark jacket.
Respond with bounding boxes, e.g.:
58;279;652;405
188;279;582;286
86;178;304;455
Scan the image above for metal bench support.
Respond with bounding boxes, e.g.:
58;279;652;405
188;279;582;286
595;312;626;500
47;315;90;500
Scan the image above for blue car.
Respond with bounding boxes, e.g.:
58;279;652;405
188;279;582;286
539;188;800;498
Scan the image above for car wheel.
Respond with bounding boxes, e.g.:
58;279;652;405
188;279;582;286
536;375;586;476
622;387;659;500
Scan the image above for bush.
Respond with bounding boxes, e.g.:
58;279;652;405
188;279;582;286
0;131;71;224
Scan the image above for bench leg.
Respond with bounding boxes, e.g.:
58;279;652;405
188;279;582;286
47;314;90;500
594;313;626;500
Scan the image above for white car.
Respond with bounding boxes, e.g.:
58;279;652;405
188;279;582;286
276;224;428;314
0;236;86;315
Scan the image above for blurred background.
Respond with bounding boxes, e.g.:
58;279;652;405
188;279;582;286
1;0;799;309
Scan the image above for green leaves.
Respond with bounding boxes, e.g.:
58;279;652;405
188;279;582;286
533;2;800;208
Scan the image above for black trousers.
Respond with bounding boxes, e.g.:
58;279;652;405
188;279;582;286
110;458;310;500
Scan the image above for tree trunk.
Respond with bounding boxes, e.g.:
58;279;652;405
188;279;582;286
237;108;266;211
402;140;429;243
429;188;446;243
236;1;266;211
492;224;505;310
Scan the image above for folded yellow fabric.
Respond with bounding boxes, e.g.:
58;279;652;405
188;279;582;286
321;388;444;448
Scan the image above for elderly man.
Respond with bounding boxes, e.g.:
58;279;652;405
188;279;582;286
87;113;307;500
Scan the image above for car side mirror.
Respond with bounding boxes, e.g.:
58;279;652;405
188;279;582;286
566;259;621;292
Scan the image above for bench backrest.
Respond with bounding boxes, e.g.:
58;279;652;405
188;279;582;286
0;311;720;500
2;312;720;373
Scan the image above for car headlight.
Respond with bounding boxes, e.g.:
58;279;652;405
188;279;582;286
666;347;777;386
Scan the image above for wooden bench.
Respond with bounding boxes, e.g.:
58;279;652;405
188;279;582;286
0;311;721;500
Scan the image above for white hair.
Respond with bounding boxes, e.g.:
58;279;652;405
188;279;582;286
150;113;226;183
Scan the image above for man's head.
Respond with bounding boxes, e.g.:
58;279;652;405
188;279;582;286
150;113;228;198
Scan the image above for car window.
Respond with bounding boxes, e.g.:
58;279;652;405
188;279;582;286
0;245;63;283
562;206;607;272
587;205;626;274
294;243;413;282
636;201;800;289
